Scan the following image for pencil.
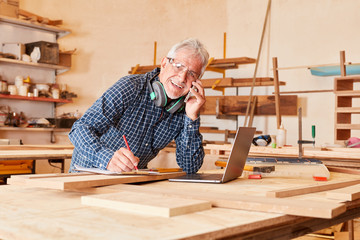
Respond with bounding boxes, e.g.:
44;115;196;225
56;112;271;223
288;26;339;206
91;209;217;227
122;135;138;171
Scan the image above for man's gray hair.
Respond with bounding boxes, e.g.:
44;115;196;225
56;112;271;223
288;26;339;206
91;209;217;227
167;38;209;76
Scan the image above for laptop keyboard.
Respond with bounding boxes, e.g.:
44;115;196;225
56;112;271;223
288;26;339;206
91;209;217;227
184;174;223;180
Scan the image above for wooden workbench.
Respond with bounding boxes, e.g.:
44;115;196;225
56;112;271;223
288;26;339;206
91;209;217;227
1;170;360;239
0;145;74;179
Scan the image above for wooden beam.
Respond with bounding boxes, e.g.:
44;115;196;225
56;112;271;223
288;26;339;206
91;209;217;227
272;57;281;129
266;179;360;198
340;50;347;77
200;95;297;116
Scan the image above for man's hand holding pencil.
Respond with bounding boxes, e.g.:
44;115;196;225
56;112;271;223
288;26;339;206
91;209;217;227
106;135;139;172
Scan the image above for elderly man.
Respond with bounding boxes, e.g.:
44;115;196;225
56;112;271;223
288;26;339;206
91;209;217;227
69;38;209;174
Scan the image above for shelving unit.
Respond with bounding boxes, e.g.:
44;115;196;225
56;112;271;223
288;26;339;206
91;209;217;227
0;14;73;143
334;75;360;143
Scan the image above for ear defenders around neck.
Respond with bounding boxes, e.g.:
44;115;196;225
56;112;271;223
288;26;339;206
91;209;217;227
147;71;185;114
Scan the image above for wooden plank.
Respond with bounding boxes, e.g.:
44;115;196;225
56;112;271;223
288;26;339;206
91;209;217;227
201;77;285;88
272;57;282;129
266;179;360;198
326;184;360;201
0;145;74;150
0;149;73;160
107;184;346;219
334;231;360;240
7;172;186;190
81;191;212;217
200;95;297;116
327;167;360;175
7;172;93;185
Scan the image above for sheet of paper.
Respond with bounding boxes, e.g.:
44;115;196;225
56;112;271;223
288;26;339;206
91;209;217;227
74;165;160;175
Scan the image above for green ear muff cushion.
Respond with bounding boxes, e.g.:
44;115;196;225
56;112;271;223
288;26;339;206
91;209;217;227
152;81;167;107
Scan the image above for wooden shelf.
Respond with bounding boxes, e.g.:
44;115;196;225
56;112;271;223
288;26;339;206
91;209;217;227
129;57;256;74
0;14;71;38
335;90;360;97
336;107;360;113
201;77;286;88
0;127;71;132
334;75;360;81
0;94;72;103
0;58;70;74
335;124;360;130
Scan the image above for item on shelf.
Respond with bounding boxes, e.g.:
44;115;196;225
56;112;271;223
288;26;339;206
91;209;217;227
14;75;23;88
1;43;25;60
35;83;50;92
7;84;17;95
19;111;26;126
4;112;20;127
22;54;31;62
25;41;59;65
0;0;19;18
18;85;27;96
33;88;39;97
27;118;51;128
60;90;77;100
0;106;9;126
18;9;63;26
30;46;40;63
51;88;59;99
0;52;16;59
0;79;7;93
46;117;77;128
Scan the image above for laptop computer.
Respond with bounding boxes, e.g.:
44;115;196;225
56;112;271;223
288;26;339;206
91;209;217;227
169;127;256;183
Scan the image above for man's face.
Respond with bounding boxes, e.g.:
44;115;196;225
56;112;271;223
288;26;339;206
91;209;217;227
159;49;202;99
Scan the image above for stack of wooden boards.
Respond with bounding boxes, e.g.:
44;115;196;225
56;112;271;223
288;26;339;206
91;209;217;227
7;170;360;219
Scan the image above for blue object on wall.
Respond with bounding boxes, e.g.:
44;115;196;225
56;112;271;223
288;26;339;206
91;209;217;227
310;64;360;76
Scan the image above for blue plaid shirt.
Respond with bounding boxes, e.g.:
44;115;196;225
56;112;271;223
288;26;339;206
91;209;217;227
68;68;204;173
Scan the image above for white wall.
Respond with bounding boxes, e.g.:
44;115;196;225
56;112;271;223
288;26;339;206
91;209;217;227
19;0;360;148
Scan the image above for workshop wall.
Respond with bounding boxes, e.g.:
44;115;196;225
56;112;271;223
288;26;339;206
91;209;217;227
20;0;360;148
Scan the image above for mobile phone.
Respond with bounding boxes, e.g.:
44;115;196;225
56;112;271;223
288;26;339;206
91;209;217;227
184;86;198;103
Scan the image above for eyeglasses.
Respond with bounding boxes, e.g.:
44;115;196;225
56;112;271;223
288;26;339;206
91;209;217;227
167;57;200;82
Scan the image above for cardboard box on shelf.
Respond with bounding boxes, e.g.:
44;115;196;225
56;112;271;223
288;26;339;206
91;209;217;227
1;42;25;60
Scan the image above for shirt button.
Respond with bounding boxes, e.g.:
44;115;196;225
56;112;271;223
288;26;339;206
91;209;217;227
100;164;103;167
189;125;192;128
145;143;148;146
